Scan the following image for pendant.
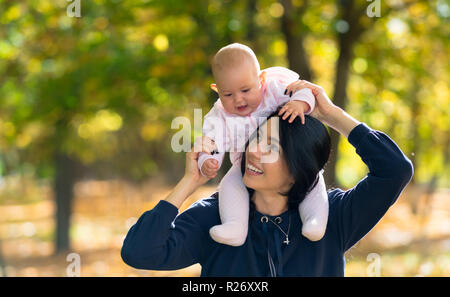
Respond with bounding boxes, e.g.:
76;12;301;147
284;237;290;245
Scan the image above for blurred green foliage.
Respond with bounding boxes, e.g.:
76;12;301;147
0;0;448;188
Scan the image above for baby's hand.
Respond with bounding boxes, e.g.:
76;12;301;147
195;136;219;178
201;158;219;178
278;100;308;124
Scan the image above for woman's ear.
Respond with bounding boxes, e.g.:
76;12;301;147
210;83;218;93
287;174;295;186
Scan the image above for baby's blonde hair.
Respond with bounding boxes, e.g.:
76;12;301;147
211;43;260;79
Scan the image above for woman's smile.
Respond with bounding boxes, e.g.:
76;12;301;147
246;160;264;176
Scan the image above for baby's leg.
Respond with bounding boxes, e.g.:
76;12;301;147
298;170;329;241
209;162;249;246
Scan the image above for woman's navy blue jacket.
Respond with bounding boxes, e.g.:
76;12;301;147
121;123;413;276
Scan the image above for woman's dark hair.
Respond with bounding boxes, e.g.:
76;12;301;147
241;107;331;210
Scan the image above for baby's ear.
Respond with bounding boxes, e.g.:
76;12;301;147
210;83;218;93
259;71;267;85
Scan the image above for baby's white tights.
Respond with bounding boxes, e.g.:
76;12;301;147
209;164;328;246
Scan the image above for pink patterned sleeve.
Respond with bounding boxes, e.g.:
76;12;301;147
263;66;315;114
290;88;315;114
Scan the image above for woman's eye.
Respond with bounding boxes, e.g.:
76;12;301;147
270;144;279;153
224;94;232;97
262;144;279;154
242;89;249;93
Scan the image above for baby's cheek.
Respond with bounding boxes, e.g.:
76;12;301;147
251;93;263;106
220;100;234;113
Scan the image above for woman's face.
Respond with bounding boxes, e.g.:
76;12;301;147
242;117;294;194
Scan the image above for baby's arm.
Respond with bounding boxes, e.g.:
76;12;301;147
285;81;315;112
278;80;317;123
198;103;228;177
266;73;315;124
198;150;225;178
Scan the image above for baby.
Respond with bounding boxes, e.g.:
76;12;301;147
199;43;328;246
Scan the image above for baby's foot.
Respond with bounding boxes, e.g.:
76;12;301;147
299;171;328;241
301;218;326;241
209;222;248;246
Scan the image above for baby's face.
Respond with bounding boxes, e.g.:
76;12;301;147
215;63;264;116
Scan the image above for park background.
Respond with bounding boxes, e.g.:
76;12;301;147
0;0;448;276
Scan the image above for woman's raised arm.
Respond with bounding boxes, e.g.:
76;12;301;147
329;123;414;251
286;80;413;251
121;139;213;270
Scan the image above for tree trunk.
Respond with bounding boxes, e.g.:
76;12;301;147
325;0;368;187
325;31;355;187
54;153;77;253
280;0;312;81
246;0;259;51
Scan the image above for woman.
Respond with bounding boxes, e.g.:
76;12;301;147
121;81;413;276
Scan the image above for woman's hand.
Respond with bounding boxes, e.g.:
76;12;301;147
184;137;214;187
164;137;213;209
284;80;360;138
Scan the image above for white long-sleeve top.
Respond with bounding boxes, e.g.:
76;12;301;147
198;66;315;175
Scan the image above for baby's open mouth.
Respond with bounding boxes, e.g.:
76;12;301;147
236;105;248;112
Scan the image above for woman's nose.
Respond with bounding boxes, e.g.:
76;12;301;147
247;139;262;159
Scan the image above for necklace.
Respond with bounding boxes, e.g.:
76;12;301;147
261;214;291;245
